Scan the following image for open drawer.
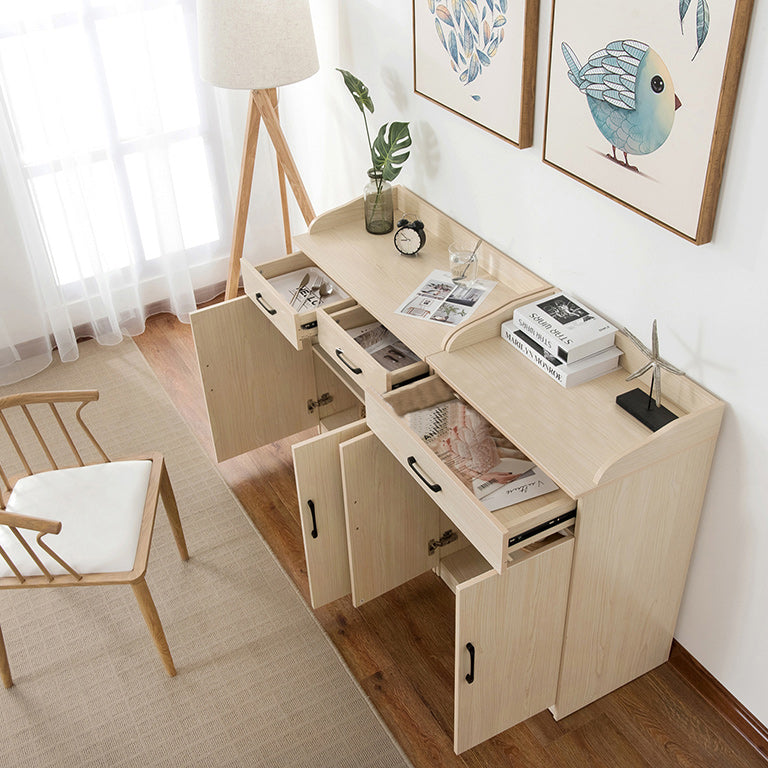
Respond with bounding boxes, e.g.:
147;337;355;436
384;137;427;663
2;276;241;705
365;375;576;572
241;252;353;350
317;304;429;393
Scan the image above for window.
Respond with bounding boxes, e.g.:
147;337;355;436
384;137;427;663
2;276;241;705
0;0;228;289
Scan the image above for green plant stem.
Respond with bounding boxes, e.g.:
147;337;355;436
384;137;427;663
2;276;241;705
366;179;388;232
361;110;384;201
361;110;386;227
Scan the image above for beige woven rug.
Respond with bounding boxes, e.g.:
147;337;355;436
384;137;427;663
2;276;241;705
0;338;411;768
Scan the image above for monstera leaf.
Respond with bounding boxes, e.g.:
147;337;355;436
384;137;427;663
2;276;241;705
337;69;411;182
337;68;374;114
372;122;412;182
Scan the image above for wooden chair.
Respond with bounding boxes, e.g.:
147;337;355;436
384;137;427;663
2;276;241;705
0;390;189;687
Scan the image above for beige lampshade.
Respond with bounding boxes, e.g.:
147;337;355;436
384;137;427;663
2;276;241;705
196;0;319;90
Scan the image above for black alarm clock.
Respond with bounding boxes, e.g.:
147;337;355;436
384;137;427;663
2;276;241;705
393;218;426;256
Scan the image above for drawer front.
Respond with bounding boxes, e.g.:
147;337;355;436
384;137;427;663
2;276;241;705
365;390;507;571
317;305;429;393
241;253;353;351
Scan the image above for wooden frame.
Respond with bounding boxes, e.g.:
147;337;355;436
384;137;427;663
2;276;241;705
542;0;754;244
412;0;540;148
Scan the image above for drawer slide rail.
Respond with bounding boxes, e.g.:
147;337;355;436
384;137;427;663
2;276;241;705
507;509;576;549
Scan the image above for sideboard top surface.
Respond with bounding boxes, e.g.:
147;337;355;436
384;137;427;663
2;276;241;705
292;187;550;361
430;336;723;498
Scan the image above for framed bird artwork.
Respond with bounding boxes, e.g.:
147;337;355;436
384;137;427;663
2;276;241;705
542;0;754;244
413;0;540;148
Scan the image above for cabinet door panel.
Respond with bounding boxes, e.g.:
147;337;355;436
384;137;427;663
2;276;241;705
191;296;318;461
341;432;442;607
454;534;574;753
292;420;369;609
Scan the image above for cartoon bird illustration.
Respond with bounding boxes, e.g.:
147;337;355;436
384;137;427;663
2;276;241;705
561;39;682;172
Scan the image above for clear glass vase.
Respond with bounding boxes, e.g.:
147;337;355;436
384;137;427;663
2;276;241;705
363;169;393;234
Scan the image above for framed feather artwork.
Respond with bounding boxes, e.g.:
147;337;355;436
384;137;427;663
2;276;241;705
542;0;754;244
413;0;540;148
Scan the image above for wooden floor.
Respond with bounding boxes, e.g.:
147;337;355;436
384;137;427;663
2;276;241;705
135;312;766;768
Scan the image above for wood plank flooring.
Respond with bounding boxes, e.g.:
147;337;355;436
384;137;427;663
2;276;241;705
134;312;767;768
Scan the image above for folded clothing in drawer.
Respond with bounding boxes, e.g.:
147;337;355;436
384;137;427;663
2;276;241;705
406;399;558;511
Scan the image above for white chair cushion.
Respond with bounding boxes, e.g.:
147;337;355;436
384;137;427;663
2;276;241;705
0;460;152;578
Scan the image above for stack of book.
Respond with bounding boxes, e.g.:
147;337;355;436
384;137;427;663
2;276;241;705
501;293;621;388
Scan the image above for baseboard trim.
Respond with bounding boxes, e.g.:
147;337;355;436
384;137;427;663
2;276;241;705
670;640;768;760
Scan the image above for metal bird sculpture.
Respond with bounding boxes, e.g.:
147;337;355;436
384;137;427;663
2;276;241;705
562;39;682;172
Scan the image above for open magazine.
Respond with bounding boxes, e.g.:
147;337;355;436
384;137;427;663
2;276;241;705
349;321;420;372
405;398;557;511
395;270;495;326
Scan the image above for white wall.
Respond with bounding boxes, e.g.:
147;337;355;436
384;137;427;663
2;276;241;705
278;0;768;724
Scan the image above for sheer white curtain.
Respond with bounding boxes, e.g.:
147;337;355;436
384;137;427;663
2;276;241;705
0;0;235;385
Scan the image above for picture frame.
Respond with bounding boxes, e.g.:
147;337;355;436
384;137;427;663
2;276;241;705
412;0;540;148
542;0;754;244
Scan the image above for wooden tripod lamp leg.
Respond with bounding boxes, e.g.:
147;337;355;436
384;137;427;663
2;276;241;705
224;88;317;302
252;89;316;227
225;91;262;301
271;91;293;255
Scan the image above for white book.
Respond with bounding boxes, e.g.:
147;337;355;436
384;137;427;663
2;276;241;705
501;321;621;388
513;293;616;363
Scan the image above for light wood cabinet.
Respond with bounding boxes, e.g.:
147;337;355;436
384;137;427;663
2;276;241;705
190;187;723;753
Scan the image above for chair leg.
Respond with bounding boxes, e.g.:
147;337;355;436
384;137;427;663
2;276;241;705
131;578;176;677
0;625;13;688
159;461;188;561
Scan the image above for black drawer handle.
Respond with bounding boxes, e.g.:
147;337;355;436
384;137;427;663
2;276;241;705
407;456;441;492
308;499;318;538
465;643;475;684
335;348;362;375
254;292;277;315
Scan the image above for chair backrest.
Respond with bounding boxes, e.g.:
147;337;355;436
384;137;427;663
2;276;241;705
0;390;112;583
0;390;110;510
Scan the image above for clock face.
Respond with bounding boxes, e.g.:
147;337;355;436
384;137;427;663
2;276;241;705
394;226;423;255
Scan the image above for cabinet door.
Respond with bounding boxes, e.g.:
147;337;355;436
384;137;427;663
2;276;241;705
340;432;443;607
453;533;574;753
190;296;319;461
292;419;369;609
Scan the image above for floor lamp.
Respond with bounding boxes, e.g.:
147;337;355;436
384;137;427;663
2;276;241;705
197;0;319;300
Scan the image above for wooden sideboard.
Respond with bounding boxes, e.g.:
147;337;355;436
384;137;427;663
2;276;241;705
190;187;723;753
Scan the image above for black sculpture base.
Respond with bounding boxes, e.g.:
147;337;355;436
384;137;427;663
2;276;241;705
616;388;678;432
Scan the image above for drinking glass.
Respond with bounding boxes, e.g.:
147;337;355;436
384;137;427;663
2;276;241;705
449;242;478;285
